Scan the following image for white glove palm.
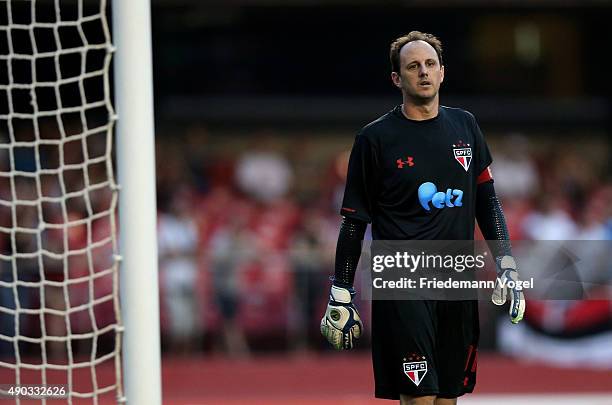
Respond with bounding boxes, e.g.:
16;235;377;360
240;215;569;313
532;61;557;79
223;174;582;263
320;285;363;350
492;256;526;324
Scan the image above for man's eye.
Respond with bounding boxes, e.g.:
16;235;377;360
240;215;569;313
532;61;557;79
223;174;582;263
427;61;435;66
408;65;416;70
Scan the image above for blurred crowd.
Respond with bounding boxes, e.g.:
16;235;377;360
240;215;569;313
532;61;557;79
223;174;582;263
154;129;612;359
0;124;117;360
155;130;345;355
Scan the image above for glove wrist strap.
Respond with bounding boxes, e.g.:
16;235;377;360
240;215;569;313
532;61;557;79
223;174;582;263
496;255;517;272
330;285;354;304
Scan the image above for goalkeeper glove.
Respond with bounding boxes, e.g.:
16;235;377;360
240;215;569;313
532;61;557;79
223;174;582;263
492;255;526;324
320;284;363;350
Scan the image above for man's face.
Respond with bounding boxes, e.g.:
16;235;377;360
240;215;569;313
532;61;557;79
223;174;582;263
391;40;444;103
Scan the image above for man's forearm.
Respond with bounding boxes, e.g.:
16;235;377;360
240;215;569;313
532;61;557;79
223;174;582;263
475;180;512;259
333;216;367;288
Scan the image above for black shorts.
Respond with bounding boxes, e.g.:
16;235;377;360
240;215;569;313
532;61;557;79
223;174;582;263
371;300;479;400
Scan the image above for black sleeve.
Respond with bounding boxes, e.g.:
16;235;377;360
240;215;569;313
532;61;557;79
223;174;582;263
339;132;378;223
332;216;367;288
469;112;493;175
476;180;512;259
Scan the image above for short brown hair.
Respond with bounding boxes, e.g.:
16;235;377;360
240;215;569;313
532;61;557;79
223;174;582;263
390;31;443;73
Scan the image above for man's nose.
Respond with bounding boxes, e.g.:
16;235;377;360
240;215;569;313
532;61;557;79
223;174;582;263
418;64;428;76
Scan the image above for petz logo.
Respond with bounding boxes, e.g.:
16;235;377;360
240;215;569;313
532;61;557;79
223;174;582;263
418;182;464;211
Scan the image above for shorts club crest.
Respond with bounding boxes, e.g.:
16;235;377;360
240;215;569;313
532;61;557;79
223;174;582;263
403;361;428;386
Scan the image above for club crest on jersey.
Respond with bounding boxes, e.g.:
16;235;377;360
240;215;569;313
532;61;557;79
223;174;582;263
453;140;472;172
403;361;428;386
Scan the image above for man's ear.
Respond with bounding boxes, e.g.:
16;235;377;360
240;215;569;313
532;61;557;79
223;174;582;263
440;65;445;83
391;71;402;88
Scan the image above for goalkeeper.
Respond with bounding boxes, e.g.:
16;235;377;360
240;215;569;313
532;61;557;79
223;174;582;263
320;31;525;405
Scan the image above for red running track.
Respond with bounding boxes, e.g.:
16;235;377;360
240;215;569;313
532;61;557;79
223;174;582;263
161;353;612;403
2;353;611;404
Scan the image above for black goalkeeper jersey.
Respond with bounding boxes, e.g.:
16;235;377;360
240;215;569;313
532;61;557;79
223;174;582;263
340;105;492;240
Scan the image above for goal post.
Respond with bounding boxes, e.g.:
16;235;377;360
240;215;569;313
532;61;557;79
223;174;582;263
0;0;161;403
112;0;162;404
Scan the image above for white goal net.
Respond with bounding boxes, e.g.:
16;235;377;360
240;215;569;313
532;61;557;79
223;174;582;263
0;0;124;403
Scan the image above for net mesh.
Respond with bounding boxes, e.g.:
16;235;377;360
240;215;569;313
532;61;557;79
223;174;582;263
0;0;123;403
